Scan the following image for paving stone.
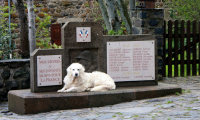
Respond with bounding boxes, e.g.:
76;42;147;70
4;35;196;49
96;114;114;120
2;76;200;119
161;104;176;109
100;107;158;114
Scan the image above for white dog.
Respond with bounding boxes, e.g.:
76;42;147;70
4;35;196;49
57;63;116;92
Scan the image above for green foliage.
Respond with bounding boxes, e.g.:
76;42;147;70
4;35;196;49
175;92;180;96
0;5;17;60
166;0;200;21
35;12;61;49
166;101;173;104
182;89;191;93
108;22;127;35
115;112;123;115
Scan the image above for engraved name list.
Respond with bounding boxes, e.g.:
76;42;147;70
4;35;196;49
107;41;155;82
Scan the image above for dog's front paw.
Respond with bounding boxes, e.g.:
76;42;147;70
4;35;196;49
57;89;64;92
85;88;91;92
65;90;77;93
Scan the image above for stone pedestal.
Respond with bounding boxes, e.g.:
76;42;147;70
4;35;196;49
8;83;181;114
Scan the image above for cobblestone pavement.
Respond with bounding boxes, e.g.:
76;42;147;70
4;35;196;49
1;76;200;120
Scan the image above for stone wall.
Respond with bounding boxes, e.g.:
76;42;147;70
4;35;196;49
0;59;30;101
131;8;164;80
1;0;93;48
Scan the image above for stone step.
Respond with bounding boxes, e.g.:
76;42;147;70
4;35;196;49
8;83;181;114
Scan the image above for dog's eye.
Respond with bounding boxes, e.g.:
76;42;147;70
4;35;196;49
78;69;79;71
72;69;75;71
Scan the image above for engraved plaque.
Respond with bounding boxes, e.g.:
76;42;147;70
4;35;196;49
37;55;62;86
107;41;155;82
76;27;91;42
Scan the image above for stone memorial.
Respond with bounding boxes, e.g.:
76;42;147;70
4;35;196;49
30;49;66;93
107;40;155;82
8;22;181;114
37;55;62;86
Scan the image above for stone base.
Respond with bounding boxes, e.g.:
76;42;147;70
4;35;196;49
8;83;181;114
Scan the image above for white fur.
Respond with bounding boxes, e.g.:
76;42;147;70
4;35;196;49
57;63;116;92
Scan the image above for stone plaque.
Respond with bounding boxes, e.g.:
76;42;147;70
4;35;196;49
37;55;62;86
76;27;91;42
107;41;155;82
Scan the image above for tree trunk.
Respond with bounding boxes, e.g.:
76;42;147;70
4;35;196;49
96;0;111;31
116;0;132;34
27;0;36;54
105;0;121;31
13;0;29;58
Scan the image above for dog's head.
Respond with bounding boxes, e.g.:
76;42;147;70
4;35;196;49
67;63;85;77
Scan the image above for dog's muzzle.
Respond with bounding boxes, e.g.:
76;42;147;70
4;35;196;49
75;73;79;77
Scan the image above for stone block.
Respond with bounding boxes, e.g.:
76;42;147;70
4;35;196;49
50;8;55;14
41;8;49;13
149;9;164;19
13;68;29;79
158;69;162;74
155;36;163;46
0;80;4;88
154;11;164;17
131;11;137;17
30;49;65;93
139;12;147;19
21;79;30;89
158;48;163;56
57;18;83;23
6;81;19;91
103;35;158;85
48;3;57;8
158;59;163;66
135;19;145;27
154;28;164;35
141;29;152;34
149;20;159;26
9;83;181;114
132;27;140;34
1;69;10;80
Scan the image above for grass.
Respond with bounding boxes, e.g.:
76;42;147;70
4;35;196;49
190;101;194;104
133;115;139;117
175;92;180;95
115;112;123;115
186;107;192;111
112;115;116;117
182;89;191;93
166;101;173;104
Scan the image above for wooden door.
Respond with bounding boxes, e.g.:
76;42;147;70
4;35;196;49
51;24;61;46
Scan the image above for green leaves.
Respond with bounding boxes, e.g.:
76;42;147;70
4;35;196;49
0;6;17;59
35;12;61;49
167;0;200;21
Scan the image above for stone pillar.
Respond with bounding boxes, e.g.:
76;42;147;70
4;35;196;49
131;8;164;80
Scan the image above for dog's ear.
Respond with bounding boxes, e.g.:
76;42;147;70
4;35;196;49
67;65;71;72
80;64;85;73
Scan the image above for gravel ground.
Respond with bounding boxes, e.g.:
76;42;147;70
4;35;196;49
1;76;200;120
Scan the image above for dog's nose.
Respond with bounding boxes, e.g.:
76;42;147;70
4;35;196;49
75;73;78;76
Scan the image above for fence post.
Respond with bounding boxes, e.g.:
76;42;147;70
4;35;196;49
168;20;172;77
180;20;185;77
192;20;197;76
174;20;179;77
187;20;191;76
